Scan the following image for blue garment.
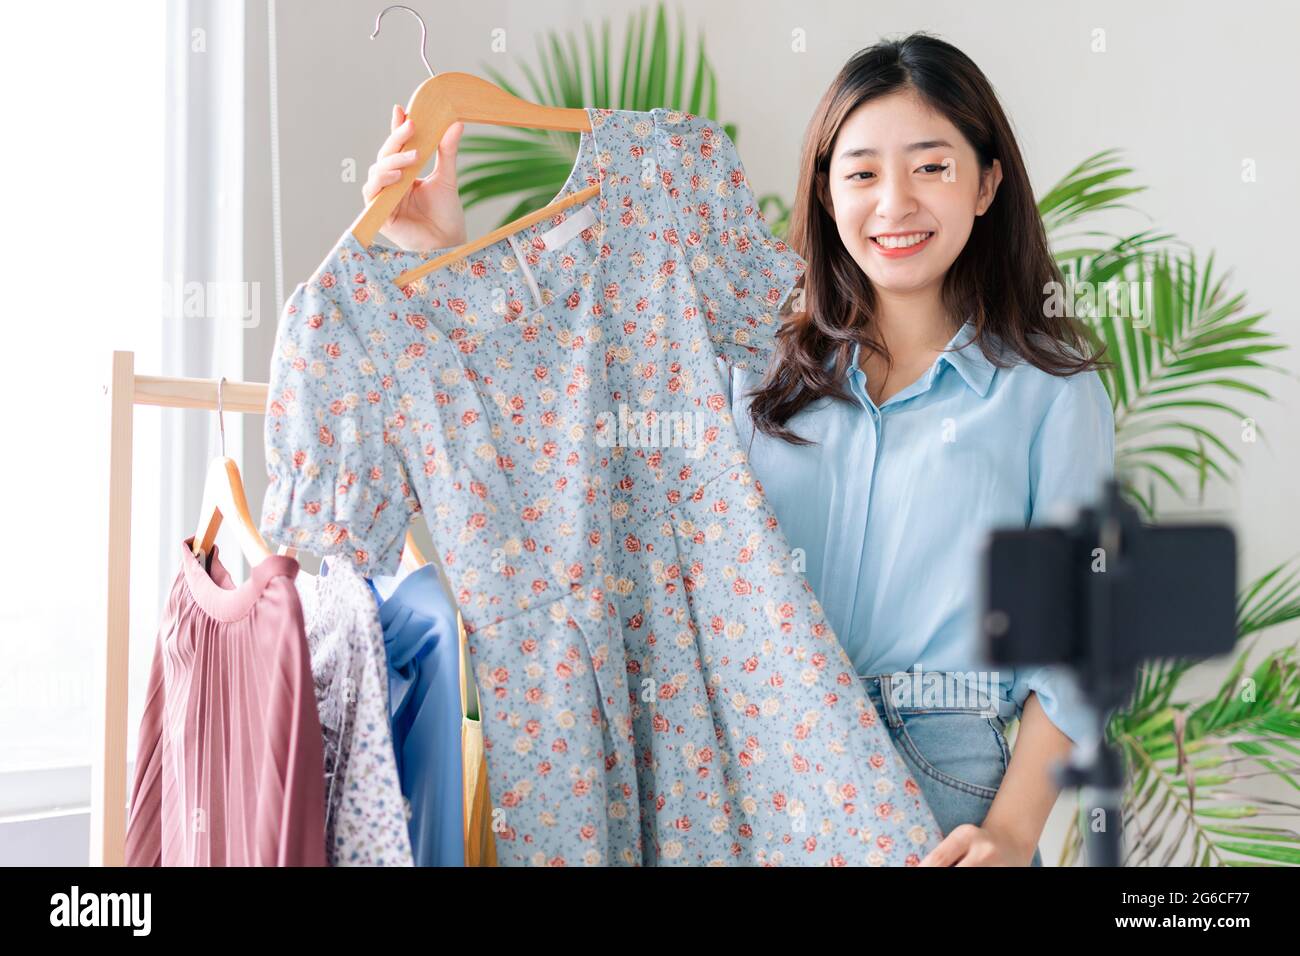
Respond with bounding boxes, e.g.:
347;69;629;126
326;558;465;866
862;673;1043;866
728;319;1115;747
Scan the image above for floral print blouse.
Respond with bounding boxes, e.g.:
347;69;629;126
297;556;413;866
261;107;941;865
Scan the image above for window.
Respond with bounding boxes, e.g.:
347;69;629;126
0;3;164;810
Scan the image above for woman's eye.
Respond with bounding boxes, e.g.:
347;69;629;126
847;165;947;181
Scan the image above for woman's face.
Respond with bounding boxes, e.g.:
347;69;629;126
821;89;1001;298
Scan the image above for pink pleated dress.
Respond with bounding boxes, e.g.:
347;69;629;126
125;537;326;866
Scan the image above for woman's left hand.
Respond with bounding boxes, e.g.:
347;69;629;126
917;823;1034;866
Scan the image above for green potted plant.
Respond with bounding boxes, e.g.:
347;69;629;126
1041;151;1300;865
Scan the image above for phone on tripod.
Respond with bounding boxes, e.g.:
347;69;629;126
978;480;1237;865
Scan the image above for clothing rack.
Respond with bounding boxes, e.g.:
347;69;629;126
95;350;271;866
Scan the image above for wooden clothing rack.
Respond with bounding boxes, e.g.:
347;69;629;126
94;351;272;866
96;349;475;868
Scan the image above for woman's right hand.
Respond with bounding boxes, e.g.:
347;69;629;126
363;104;467;252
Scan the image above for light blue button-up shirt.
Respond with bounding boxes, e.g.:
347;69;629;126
725;319;1116;746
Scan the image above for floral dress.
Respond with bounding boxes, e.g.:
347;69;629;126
261;107;941;865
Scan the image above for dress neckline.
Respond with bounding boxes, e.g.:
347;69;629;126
180;536;299;622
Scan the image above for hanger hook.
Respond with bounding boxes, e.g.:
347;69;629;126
216;376;227;458
371;4;436;78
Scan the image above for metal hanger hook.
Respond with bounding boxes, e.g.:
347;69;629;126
216;376;227;458
371;4;436;78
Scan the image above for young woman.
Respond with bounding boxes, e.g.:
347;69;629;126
363;31;1115;867
731;33;1116;867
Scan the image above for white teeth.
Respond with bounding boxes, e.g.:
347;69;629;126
872;232;932;249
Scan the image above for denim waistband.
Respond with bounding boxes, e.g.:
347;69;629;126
859;670;1012;727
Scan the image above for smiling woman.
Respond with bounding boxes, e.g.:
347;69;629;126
746;33;1108;442
730;32;1118;866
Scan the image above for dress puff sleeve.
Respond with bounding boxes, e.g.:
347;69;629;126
260;277;420;578
652;108;805;371
1007;369;1117;746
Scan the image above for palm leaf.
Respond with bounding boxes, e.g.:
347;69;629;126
1060;559;1300;866
1042;151;1287;517
1038;149;1148;233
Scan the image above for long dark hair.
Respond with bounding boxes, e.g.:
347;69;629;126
749;32;1111;444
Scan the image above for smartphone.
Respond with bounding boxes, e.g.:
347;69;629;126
980;519;1236;668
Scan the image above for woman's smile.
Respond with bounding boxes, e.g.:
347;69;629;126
869;230;936;257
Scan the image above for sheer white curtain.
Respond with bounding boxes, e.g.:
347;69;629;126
0;3;166;845
0;0;265;862
160;0;250;593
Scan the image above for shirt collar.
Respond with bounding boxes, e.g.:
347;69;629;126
837;319;998;399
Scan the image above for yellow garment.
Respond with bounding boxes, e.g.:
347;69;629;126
459;612;496;866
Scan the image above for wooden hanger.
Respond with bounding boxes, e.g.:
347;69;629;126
355;6;599;287
400;529;427;573
192;377;272;567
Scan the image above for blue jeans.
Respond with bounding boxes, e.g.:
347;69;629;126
862;673;1044;867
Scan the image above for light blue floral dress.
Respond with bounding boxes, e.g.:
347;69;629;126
261;107;942;865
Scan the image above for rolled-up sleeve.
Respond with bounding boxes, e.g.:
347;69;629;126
1012;368;1116;745
1007;665;1101;746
